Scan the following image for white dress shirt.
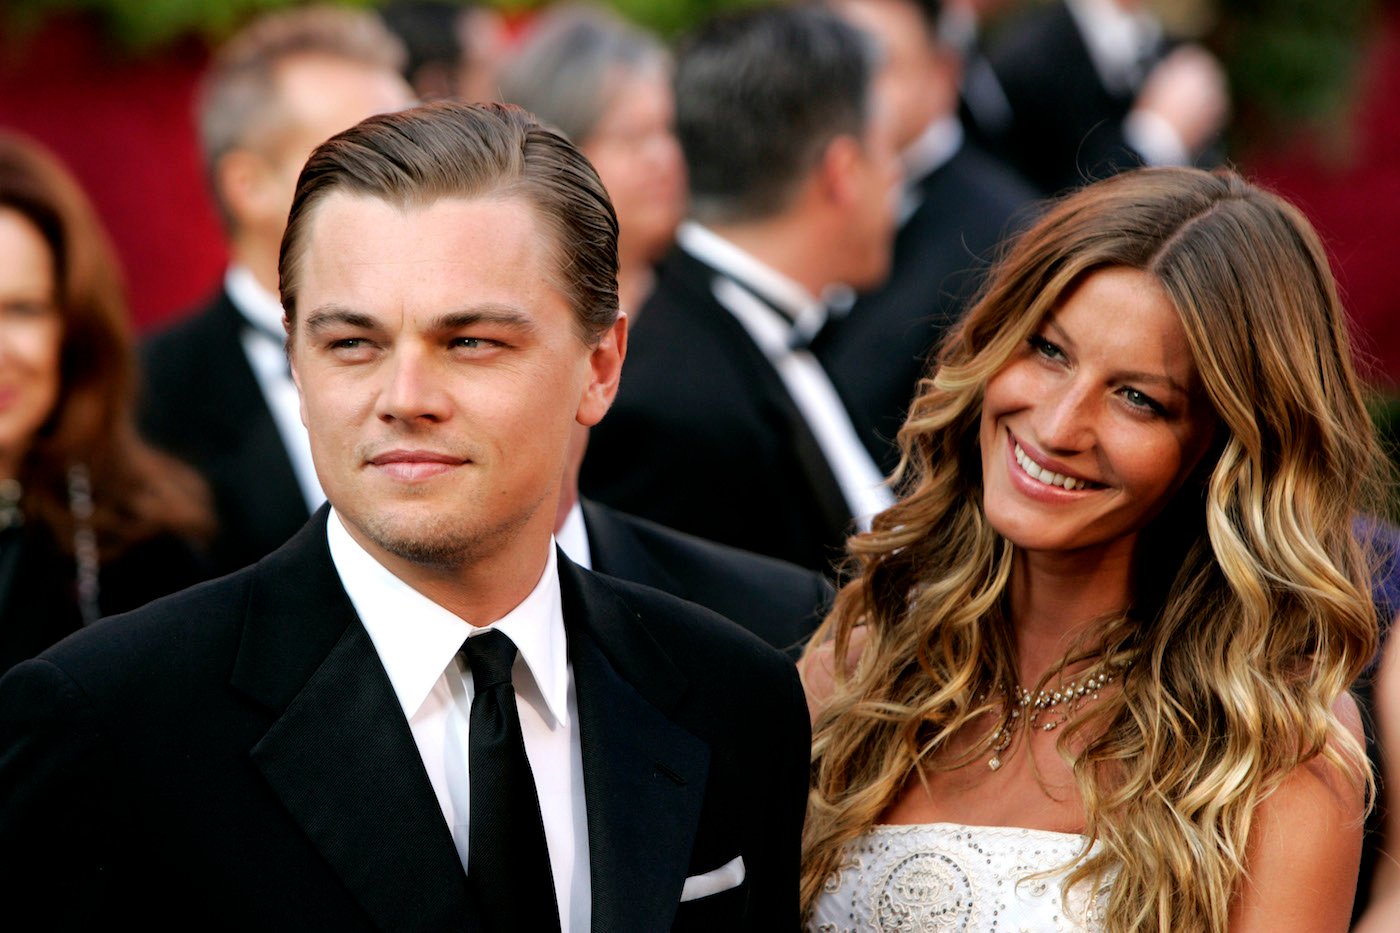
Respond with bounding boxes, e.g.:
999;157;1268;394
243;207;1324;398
555;502;592;571
1064;0;1187;167
675;222;896;529
224;265;326;512
326;510;590;931
898;116;965;223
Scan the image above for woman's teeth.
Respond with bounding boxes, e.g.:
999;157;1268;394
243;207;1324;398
1014;443;1088;491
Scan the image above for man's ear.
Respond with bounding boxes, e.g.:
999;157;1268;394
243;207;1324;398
576;313;628;427
216;148;279;230
285;316;310;428
816;134;863;210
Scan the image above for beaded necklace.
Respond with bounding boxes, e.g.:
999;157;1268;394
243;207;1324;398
984;663;1123;771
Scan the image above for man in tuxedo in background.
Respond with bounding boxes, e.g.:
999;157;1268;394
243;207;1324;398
581;6;900;575
140;6;414;576
555;425;832;659
0;102;809;931
820;0;1040;473
968;0;1229;196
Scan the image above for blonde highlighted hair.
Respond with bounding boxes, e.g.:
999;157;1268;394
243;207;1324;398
802;167;1381;930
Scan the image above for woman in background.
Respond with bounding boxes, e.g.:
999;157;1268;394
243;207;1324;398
499;3;686;317
0;132;211;673
803;167;1378;931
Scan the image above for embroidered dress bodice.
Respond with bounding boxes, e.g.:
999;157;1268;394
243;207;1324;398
808;822;1112;932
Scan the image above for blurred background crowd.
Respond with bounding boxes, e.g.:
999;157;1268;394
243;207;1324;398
4;0;1399;388
2;3;1399;632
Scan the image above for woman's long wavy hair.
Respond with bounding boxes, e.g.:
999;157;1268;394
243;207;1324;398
0;132;211;556
802;167;1381;930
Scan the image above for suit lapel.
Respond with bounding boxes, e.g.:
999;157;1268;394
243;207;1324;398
580;499;688;599
665;250;855;547
233;511;473;932
208;291;314;555
560;554;710;932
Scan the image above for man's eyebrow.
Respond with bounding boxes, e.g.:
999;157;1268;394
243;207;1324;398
431;306;537;333
303;307;379;333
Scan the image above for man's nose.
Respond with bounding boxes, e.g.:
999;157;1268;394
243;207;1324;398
375;347;451;424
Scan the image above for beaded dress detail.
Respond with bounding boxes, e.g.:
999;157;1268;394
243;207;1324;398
808;823;1111;932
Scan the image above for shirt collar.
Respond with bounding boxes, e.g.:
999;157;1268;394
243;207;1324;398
676;221;822;324
555;501;592;571
1065;0;1161;94
902;116;964;187
326;508;572;727
224;264;288;340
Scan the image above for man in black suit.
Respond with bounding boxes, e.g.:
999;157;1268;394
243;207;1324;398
821;0;1040;473
580;6;901;575
140;6;414;575
0;103;810;931
968;0;1228;197
556;426;832;658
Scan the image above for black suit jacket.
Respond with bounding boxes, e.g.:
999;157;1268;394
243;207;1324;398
139;286;309;577
0;510;809;931
975;0;1161;195
814;143;1039;473
582;499;833;658
580;247;854;574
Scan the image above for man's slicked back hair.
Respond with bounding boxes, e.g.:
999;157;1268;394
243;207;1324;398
279;101;620;343
675;5;876;225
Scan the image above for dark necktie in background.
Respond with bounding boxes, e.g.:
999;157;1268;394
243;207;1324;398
461;630;561;932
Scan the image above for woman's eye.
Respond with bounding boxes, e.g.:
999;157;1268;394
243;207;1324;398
1028;334;1064;360
1120;387;1165;415
1;301;54;319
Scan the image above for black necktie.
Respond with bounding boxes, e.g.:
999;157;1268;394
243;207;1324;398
461;630;561;931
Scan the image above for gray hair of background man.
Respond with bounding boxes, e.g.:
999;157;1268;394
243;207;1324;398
676;5;878;225
197;5;408;225
498;3;669;145
278;101;620;343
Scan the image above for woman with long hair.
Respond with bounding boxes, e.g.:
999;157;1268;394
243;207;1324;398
803;166;1379;930
0;132;211;672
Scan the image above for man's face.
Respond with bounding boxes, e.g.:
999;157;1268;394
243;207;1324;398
242;54;414;240
836;0;949;151
840;99;902;290
288;193;624;575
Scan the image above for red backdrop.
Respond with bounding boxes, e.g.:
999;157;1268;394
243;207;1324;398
0;17;226;334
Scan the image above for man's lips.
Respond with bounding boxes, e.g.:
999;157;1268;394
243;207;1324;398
366;449;469;481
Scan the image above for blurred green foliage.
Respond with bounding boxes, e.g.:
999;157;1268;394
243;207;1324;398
1215;0;1375;139
7;0;379;49
2;0;1381;140
3;0;767;48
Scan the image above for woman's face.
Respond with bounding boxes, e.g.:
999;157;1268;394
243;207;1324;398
0;208;63;480
581;64;686;269
978;266;1217;561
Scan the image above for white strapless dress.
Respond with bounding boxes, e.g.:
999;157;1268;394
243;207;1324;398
808;822;1112;932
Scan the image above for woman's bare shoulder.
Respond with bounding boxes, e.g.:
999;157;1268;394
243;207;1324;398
799;625;870;724
1229;691;1367;932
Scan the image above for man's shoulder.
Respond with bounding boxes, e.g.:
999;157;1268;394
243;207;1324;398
575;564;798;682
928;144;1041;222
988;1;1080;76
141;289;239;374
21;568;254;697
588;503;830;652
